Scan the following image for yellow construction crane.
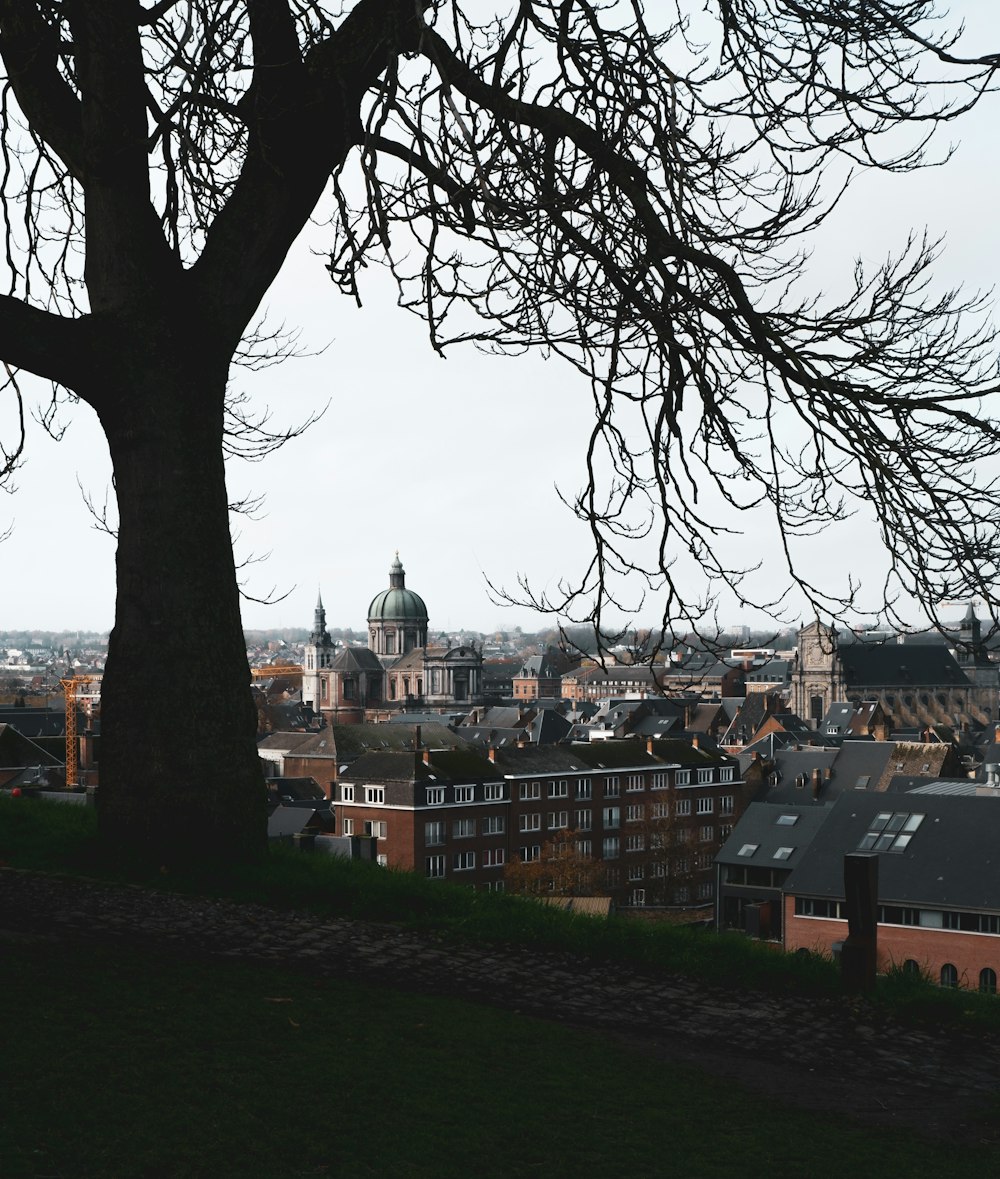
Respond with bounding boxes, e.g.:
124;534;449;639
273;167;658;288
250;665;303;679
60;675;101;788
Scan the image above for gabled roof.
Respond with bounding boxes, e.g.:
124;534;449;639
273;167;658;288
716;802;832;869
838;643;969;688
331;645;385;673
0;723;62;768
783;792;1000;911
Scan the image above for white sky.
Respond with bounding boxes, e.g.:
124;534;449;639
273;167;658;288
2;3;999;637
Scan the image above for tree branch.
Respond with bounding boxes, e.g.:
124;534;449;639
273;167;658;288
0;297;89;386
0;0;85;180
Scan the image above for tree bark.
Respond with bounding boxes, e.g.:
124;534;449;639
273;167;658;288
92;325;265;868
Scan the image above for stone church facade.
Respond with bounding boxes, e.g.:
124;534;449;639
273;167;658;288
302;554;482;723
792;613;998;731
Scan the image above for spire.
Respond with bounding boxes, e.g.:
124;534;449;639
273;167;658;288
389;552;405;590
311;587;332;646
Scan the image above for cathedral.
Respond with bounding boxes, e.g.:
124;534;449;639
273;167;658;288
302;554;483;723
791;610;998;731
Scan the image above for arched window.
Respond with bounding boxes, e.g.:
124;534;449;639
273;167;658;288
903;959;920;976
940;963;959;988
980;968;997;995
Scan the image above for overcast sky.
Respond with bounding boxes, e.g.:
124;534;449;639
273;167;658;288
2;3;999;637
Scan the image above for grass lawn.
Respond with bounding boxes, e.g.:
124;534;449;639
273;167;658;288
3;939;998;1179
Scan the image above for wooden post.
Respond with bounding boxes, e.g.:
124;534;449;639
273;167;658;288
840;852;878;993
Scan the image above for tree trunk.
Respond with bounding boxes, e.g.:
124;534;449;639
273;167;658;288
93;337;265;868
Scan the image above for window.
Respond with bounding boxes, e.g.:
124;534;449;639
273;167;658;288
573;808;592;831
453;818;476;839
576;778;592;800
453;851;476;871
773;846;794;860
720;824;732;840
519;845;541;863
603;837;620;859
696;797;714;815
364;786;384;805
940;963;959;989
548;811;569;830
720;796;734;816
548;779;568;798
602;806;621;830
651;772;669;790
483;848;505;868
342;818;354;836
980;968;997;995
676;799;692;817
651;862;666;878
628;864;645;881
483;816;505;835
626;774;644;792
675;858;690;875
485;880;505;893
629;888;646;907
720;766;734;782
626;834;645;852
626;804;644;823
675;886;690;903
425;854;445;878
604;776;620;797
651;802;669;820
377;854;388;868
520;781;541;801
699;825;714;843
341;785;355;802
454;785;474;803
484;783;504;801
519;813;542;832
903;959;920;976
576;839;592;857
776;813;798;826
605;867;620;887
424;821;445;846
738;843;758;857
675;770;691;786
795;897;845;919
364;820;387;839
857;811;924;854
697;768;712;784
426;787;445;806
697;882;713;900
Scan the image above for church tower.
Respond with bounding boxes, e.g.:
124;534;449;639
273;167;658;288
302;589;335;711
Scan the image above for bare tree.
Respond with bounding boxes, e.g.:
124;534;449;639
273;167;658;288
0;2;996;863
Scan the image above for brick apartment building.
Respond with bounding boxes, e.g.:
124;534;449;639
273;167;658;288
330;737;749;908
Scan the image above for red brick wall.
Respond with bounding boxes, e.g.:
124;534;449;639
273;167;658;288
783;898;1000;989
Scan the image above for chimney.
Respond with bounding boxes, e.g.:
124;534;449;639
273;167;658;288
647;737;655;755
488;746;497;763
751;751;760;762
691;735;700;750
422;749;431;765
414;724;422;751
812;767;822;798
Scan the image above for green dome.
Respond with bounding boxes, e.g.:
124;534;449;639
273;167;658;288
367;554;428;624
368;586;428;622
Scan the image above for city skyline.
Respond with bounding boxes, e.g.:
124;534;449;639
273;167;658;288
2;5;999;634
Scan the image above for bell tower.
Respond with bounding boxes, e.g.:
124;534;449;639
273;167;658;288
302;589;335;711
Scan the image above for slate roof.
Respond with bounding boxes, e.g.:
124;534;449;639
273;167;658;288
838;643;969;688
716;802;832;870
0;708;70;739
783;792;1000;911
0;724;62;769
331;645;385;673
330;723;465;761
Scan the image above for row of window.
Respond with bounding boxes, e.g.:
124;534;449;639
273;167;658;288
348;779;736;807
426;849;506;876
341;818;387;838
424;783;506;806
795;898;1000;935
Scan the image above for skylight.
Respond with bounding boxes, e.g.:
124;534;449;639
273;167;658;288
857;812;924;854
738;844;759;857
773;847;794;861
776;814;799;826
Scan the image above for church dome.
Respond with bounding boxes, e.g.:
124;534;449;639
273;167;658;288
367;554;428;624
